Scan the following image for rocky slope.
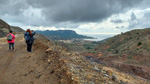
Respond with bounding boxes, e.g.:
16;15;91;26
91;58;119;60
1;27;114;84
93;28;150;80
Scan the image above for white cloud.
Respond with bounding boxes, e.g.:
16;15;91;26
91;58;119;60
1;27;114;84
1;0;150;36
21;8;150;35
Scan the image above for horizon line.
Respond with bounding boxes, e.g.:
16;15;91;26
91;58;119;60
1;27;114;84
79;33;121;35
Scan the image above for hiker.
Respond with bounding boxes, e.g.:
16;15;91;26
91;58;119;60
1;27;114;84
24;29;36;52
7;30;15;51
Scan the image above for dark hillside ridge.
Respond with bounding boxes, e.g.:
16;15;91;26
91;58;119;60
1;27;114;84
10;26;25;33
0;19;24;37
36;30;94;40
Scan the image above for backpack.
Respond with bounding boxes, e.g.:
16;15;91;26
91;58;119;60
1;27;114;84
7;34;12;41
24;33;31;43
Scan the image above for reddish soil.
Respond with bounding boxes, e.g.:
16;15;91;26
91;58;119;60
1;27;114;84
84;52;150;81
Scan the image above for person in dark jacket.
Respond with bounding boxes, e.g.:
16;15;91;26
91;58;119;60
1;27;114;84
24;29;36;52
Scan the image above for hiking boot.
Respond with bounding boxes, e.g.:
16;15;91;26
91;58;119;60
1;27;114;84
28;50;32;52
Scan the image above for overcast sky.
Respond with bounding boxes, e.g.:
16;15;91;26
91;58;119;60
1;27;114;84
0;0;150;34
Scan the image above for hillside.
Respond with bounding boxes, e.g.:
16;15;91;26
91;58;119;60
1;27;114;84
0;33;149;84
93;28;150;80
36;30;93;40
0;19;10;30
0;19;24;37
0;19;149;83
97;28;150;55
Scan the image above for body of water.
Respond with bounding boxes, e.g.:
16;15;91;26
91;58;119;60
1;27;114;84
82;34;116;41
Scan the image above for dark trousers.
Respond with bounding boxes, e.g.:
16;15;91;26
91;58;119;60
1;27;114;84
9;43;14;50
27;43;32;52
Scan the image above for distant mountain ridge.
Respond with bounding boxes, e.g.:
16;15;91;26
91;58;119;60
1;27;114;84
36;30;93;40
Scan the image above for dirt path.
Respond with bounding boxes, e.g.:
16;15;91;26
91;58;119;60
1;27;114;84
0;35;30;83
0;35;59;84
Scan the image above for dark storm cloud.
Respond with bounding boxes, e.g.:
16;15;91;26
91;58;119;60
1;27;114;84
0;0;150;27
24;0;147;23
36;0;145;23
111;19;123;23
0;0;28;15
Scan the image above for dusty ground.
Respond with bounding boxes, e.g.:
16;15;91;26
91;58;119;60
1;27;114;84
0;34;149;84
0;34;62;84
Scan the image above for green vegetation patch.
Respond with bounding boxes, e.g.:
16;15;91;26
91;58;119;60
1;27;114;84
137;42;142;46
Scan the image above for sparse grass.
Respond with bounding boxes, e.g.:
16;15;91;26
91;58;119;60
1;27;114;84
127;56;132;60
142;42;150;51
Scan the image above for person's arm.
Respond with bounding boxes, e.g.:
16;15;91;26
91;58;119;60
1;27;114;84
24;33;26;38
32;31;36;36
13;34;15;39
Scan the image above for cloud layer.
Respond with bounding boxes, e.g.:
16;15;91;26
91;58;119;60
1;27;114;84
0;0;150;32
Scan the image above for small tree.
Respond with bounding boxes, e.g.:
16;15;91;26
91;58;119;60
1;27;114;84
137;42;142;46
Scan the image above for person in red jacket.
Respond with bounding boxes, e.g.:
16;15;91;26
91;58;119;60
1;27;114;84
24;29;36;52
7;31;15;51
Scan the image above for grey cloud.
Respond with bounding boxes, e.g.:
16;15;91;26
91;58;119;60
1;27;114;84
25;0;148;23
0;0;150;28
116;26;125;29
111;19;123;23
116;26;120;29
0;0;29;15
131;12;136;21
144;11;150;18
41;0;145;23
128;11;150;29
